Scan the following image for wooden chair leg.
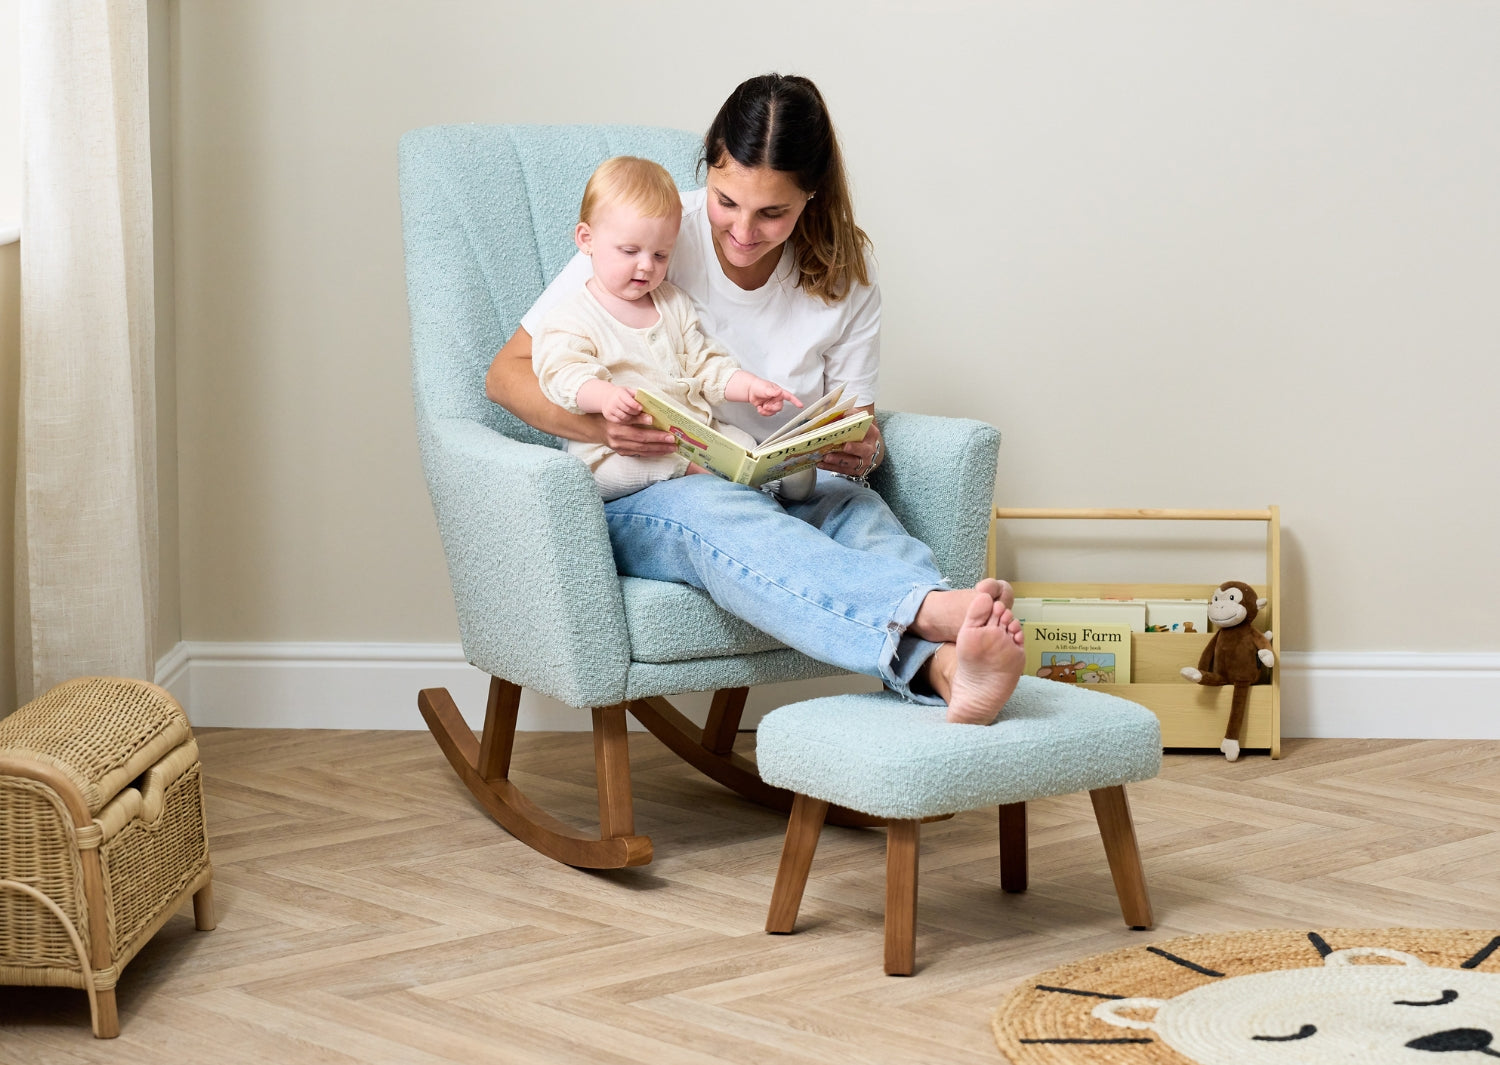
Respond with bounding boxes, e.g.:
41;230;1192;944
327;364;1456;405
701;686;748;755
419;683;651;868
1090;785;1153;930
998;801;1027;893
766;793;829;933
629;695;886;828
193;881;217;931
478;675;520;781
593;704;635;839
885;819;920;976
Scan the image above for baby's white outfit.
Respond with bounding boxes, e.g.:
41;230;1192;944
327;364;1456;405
532;281;755;500
523;188;881;445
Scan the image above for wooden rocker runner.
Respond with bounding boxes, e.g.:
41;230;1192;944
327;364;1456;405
419;681;900;868
400;123;1001;868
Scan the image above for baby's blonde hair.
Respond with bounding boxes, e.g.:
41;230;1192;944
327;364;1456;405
579;156;681;226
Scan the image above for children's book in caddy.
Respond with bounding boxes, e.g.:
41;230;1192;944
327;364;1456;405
634;384;874;488
1023;622;1133;685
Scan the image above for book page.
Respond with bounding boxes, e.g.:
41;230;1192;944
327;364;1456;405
756;385;846;447
750;407;871;459
743;410;873;486
634;389;751;482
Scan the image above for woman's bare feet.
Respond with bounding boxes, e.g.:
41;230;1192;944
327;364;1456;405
911;579;1016;643
926;593;1026;725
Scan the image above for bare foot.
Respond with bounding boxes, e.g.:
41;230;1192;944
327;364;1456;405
941;596;1026;725
912;579;1017;643
977;577;1015;611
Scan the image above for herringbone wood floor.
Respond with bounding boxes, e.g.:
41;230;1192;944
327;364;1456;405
2;730;1497;1064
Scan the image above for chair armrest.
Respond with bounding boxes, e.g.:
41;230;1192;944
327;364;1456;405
420;417;631;708
870;411;1001;588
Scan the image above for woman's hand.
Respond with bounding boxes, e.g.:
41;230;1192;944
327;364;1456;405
818;411;883;479
599;413;679;457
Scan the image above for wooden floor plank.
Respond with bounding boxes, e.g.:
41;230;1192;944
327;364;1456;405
3;731;1498;1064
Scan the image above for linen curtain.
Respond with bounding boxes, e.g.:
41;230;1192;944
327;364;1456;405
16;0;157;702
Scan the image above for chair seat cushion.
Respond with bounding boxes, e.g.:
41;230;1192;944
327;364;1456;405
621;576;785;663
755;677;1162;819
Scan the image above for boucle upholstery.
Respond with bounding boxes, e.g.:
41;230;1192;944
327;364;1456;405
756;678;1162;820
398;124;1001;706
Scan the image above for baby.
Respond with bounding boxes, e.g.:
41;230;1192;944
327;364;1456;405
532;156;802;500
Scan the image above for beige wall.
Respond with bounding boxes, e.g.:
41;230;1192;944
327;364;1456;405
171;1;1500;653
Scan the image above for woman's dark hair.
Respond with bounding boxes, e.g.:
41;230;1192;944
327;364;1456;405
702;73;871;303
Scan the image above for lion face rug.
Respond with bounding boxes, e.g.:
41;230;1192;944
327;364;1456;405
992;928;1499;1063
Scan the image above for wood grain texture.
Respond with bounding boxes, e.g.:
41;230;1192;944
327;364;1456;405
476;676;520;782
4;734;1498;1064
702;688;749;756
591;705;635;840
1089;785;1154;930
884;820;920;976
765;794;828;934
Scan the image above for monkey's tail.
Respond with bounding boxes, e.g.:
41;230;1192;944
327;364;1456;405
1225;684;1250;749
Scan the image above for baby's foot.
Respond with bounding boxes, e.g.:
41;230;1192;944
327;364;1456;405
946;597;1026;725
776;467;818;501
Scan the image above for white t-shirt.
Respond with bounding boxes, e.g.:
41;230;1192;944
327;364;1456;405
521;187;881;443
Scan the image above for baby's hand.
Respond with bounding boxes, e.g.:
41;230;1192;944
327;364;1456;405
600;385;644;423
744;376;804;417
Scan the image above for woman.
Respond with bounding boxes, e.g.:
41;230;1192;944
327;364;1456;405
486;73;1023;725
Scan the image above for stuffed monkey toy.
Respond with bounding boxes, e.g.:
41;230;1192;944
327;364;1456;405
1181;580;1274;761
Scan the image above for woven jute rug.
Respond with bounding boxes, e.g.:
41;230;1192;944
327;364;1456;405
992;928;1500;1064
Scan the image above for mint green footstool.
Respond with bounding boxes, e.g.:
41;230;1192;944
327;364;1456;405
757;677;1161;974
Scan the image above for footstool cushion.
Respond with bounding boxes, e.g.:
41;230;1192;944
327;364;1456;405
755;677;1162;820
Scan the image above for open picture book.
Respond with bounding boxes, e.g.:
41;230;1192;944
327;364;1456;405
634;384;874;488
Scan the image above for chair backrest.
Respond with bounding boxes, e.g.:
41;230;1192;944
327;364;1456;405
398;124;703;447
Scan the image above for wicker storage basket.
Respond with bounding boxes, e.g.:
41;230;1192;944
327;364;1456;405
0;677;214;1038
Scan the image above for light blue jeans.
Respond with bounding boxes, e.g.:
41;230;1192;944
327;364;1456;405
603;471;949;703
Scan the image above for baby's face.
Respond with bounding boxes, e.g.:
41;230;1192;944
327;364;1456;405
578;202;679;304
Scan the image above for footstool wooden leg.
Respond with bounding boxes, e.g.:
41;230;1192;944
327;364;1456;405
193;881;217;931
885;819;920;976
998;801;1027;893
1090;785;1153;930
766;793;829;934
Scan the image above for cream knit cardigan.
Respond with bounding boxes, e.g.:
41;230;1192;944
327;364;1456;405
533;282;751;499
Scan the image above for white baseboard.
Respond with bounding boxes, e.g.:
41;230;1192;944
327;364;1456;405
154;641;880;733
154;642;1500;740
1279;652;1500;740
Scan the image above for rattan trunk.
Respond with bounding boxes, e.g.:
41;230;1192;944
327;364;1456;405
0;677;215;1037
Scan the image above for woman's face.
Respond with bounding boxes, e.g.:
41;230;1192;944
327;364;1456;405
704;156;811;272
